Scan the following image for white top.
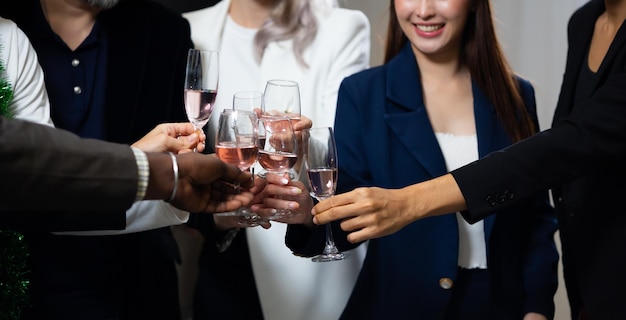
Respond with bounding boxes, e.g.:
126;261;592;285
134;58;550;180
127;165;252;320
207;16;260;148
435;132;488;269
185;2;371;319
0;17;188;235
0;17;53;126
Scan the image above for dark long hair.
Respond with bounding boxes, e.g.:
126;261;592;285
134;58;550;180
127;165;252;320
384;0;536;142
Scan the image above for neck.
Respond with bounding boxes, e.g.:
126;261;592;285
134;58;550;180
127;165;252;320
412;45;466;83
40;0;99;50
229;0;274;29
604;0;626;30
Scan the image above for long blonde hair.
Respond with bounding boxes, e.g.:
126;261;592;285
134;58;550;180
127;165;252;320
254;0;337;68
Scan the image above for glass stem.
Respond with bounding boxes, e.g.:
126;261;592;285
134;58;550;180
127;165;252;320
322;223;340;255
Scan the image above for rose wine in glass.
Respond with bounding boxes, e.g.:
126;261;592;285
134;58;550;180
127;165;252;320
303;127;348;262
214;109;260;221
258;116;299;219
184;49;219;137
233;91;266;177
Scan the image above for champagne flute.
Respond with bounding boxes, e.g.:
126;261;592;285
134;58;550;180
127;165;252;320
302;127;348;262
258;116;299;219
262;79;301;124
213;109;261;222
184;49;219;141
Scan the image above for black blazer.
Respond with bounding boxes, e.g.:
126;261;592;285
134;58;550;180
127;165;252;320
453;0;626;318
2;1;193;318
0;118;134;230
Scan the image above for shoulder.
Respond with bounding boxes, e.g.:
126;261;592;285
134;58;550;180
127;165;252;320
0;17;31;60
341;65;386;91
317;6;370;33
109;0;188;26
514;75;534;92
567;0;603;34
0;16;19;38
183;1;224;28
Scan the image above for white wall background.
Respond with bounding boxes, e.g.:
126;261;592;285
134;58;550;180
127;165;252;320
339;1;591;319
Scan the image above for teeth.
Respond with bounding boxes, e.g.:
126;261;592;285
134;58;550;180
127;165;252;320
416;24;442;32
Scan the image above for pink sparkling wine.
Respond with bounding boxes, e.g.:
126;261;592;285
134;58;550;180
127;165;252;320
215;143;258;171
185;89;217;128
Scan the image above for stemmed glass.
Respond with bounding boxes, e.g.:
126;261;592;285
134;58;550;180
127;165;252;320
302;127;348;262
258;116;299;219
233;91;264;113
262;79;301;124
233;91;266;177
184;49;219;141
213;109;261;222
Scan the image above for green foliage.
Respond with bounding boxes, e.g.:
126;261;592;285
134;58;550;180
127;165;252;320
0;46;29;320
0;231;30;320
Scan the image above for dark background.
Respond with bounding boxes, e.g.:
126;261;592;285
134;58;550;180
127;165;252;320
153;0;219;13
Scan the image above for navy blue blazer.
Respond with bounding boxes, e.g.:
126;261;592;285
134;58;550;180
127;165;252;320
453;0;626;318
287;43;558;319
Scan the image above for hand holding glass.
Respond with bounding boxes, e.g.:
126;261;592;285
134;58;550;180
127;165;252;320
258;116;299;219
213;109;261;224
302;127;348;262
184;49;219;132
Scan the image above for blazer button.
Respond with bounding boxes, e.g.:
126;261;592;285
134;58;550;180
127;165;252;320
439;278;453;290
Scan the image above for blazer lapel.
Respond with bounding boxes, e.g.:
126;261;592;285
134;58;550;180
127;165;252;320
384;44;447;178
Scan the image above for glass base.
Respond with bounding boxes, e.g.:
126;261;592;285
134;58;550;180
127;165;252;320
266;209;295;220
312;252;349;262
214;208;265;227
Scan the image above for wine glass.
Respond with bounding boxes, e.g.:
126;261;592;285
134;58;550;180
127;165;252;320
302;127;348;262
258;116;299;219
233;91;266;177
184;49;219;138
262;79;301;124
233;91;264;113
213;109;261;223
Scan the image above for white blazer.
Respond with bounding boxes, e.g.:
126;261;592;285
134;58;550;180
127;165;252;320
184;0;370;128
184;2;371;320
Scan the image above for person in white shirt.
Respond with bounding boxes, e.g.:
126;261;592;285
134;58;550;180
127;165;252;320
181;0;370;319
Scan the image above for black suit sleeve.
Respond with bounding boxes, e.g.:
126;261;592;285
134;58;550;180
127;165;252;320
0;117;134;229
454;71;626;222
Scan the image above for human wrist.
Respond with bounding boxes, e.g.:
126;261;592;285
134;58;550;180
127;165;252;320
144;152;177;201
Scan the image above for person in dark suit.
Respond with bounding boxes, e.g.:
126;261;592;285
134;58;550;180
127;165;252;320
1;117;254;231
1;0;195;318
276;0;558;319
310;0;626;319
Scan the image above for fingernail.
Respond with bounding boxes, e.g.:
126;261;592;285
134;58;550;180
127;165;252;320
288;202;298;209
291;187;302;194
186;133;198;142
280;178;289;185
312;216;318;224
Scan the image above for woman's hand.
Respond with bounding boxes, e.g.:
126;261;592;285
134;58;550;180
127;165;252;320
132;123;206;154
250;172;315;228
310;174;467;243
310;187;417;243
